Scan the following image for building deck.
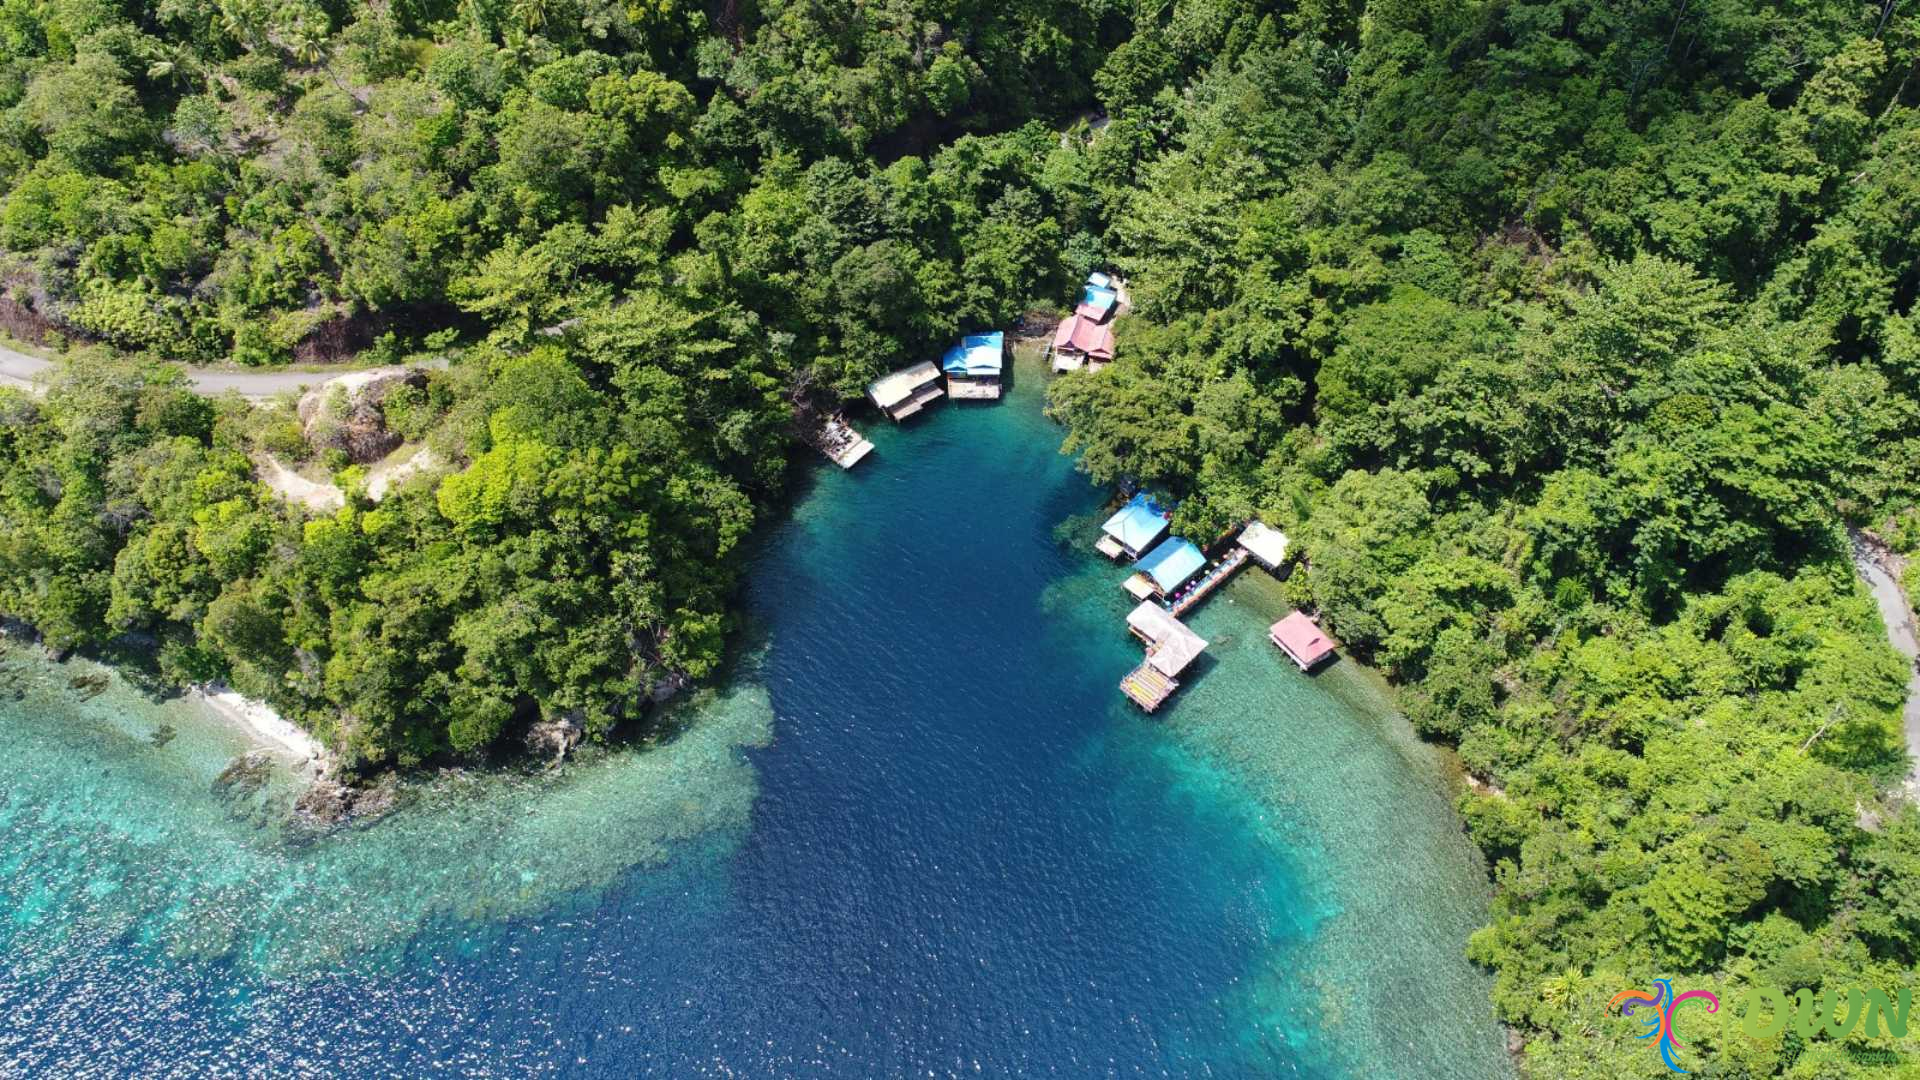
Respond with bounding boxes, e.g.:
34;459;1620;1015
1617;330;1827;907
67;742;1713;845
1123;573;1158;600
1120;661;1176;711
1095;535;1126;560
948;380;1002;400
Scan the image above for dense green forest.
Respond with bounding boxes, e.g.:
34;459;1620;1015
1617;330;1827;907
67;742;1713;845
4;0;1920;1073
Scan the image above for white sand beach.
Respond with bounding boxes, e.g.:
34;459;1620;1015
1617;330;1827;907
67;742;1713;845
195;686;331;772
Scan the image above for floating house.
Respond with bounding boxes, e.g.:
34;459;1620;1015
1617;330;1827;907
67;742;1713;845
1125;537;1206;601
1121;601;1208;712
1236;521;1289;571
1098;492;1170;560
941;331;1005;401
1050;314;1116;372
1270;611;1337;671
867;360;945;422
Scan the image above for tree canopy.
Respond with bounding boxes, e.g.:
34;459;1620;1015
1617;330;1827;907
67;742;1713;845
4;0;1920;1072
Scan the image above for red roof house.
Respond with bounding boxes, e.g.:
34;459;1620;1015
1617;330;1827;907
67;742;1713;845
1051;314;1116;366
1270;611;1336;671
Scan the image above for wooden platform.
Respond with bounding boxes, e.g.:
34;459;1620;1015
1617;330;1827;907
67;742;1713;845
1123;573;1158;600
948;379;1002;400
814;417;875;469
1095;535;1126;559
829;438;875;468
1120;661;1177;712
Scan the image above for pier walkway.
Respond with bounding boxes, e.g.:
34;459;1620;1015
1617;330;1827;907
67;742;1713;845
1167;547;1249;618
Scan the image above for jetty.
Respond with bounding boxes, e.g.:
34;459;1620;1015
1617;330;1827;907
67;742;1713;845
1121;602;1208;712
813;415;874;469
1167;545;1249;618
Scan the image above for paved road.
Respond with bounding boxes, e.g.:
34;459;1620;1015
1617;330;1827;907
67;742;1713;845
1854;534;1920;800
0;342;53;392
0;341;437;400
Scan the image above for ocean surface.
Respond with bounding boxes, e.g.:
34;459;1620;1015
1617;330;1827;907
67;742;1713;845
0;348;1511;1077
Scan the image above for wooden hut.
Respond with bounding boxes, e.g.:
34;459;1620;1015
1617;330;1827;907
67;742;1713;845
1270;611;1337;671
866;361;945;421
1049;314;1116;372
1099;493;1170;560
1124;537;1206;600
1236;521;1289;572
1121;602;1208;712
941;331;1005;400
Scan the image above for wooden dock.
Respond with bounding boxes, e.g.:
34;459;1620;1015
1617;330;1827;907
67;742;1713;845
1167;546;1249;618
1120;661;1177;711
813;416;875;469
947;380;1002;400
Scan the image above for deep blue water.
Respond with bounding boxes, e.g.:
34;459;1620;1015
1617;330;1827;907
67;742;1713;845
0;352;1510;1076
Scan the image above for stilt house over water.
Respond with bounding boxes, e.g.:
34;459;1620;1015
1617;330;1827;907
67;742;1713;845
1121;601;1209;712
867;361;945;421
1098;492;1171;560
941;332;1006;400
1270;611;1337;671
1124;537;1207;601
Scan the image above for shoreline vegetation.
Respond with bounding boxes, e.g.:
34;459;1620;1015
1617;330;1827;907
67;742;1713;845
4;0;1920;1075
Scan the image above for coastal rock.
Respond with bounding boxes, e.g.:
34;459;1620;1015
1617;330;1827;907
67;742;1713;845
214;750;274;798
526;712;585;761
67;671;110;700
650;672;691;704
294;778;358;826
293;774;402;829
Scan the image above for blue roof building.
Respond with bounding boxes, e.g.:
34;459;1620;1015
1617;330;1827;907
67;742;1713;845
941;331;1005;377
1100;493;1170;559
941;331;1005;400
1135;538;1206;596
1077;284;1118;321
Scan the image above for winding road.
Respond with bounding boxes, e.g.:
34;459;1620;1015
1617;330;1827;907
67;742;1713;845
0;341;413;400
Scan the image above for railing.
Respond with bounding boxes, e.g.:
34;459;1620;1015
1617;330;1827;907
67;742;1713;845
1167;547;1250;618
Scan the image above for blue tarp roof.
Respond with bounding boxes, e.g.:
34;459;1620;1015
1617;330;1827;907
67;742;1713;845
1137;538;1206;593
1101;493;1170;553
941;331;1004;377
1079;284;1118;315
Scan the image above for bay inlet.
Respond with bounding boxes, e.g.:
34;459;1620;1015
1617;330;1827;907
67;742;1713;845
0;348;1509;1076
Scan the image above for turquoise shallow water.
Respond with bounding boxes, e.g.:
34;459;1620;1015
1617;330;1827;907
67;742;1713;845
0;349;1510;1076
